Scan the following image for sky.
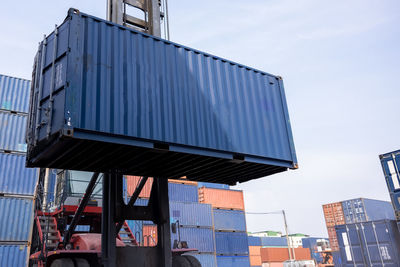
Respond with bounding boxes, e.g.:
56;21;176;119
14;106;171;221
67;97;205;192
0;0;399;237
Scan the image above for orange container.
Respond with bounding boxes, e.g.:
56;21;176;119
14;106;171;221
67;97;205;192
322;202;345;227
250;255;262;266
327;226;339;251
142;225;157;246
126;176;153;198
198;187;245;210
249;246;261;256
261;263;284;267
260;247;311;262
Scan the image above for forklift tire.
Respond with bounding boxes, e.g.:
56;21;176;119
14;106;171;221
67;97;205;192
74;258;90;267
183;255;201;267
50;258;74;267
172;255;191;267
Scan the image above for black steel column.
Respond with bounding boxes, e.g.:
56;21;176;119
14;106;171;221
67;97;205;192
155;177;172;267
102;173;117;267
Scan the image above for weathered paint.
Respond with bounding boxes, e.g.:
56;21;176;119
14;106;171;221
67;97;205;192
26;9;297;184
341;198;394;224
0;74;30;113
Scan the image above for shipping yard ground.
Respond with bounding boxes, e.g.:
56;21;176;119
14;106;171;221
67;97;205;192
0;1;399;267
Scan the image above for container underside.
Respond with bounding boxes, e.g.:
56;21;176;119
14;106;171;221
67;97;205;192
27;130;288;185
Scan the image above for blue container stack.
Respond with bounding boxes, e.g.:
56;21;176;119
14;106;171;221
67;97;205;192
0;74;38;267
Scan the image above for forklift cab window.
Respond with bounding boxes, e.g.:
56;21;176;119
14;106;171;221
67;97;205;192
67;171;103;198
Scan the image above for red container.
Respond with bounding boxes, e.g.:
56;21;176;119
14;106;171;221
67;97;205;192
327;226;339;251
260;247;311;262
249;246;261;256
198;187;245;210
322;202;345;227
250;255;262;266
142;225;157;247
126;176;153;198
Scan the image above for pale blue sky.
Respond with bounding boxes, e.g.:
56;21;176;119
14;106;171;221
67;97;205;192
0;1;399;237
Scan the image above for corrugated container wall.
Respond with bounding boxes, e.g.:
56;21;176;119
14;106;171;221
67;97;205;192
341;198;394;224
0;197;34;241
260;237;287;247
183;253;217;267
215;231;249;255
213;209;247;232
0;244;28;267
323;202;345;227
26;10;297;185
0;74;30;113
169;202;212;227
171;227;215;253
217;255;251;267
248;236;262;246
260;247;311;262
168;183;198;202
327;226;339;251
125;176;153;198
199;187;244;210
0;111;27;152
335;220;400;267
142;225;157;247
0;153;38;195
168;179;198;186
197;182;229;189
249;246;262;266
126;220;143;244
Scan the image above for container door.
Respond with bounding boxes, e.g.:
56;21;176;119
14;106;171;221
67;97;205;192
382;156;400;192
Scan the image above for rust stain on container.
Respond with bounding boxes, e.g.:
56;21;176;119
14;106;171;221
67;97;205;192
327;226;339;251
126;176;153;198
198;187;245;210
322;202;345;227
142;225;157;247
260;247;311;262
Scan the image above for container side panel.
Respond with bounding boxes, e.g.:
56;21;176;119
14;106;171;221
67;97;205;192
199;187;244;210
0;74;31;113
168;183;198;202
197;182;229;189
213;209;246;232
171;227;215;253
363;198;395;221
215;231;249;255
260;237;287;247
183;253;217;267
0;197;34;241
0;244;28;267
248;236;262;246
216;255;250;267
0;153;38;195
0;112;27;152
169;201;213;227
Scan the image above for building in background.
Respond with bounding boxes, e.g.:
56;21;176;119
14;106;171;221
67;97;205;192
0;74;38;267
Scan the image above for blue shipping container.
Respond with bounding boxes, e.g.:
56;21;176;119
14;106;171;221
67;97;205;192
0;153;38;195
0;74;30;113
391;191;400;213
26;9;297;185
260;237;287;247
169;201;212;227
247;236;262;246
216;255;250;267
215;231;249;255
183;253;217;267
171;227;215;253
197;182;229;189
0;111;27;152
335;220;400;267
0;244;28;267
341;198;395;224
380;150;400;193
301;237;330;264
168;183;198;203
213;209;246;232
332;251;342;267
0;197;34;241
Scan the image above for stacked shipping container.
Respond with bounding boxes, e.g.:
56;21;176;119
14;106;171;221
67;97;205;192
380;150;400;223
323;198;397;266
199;187;250;266
0;74;38;267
